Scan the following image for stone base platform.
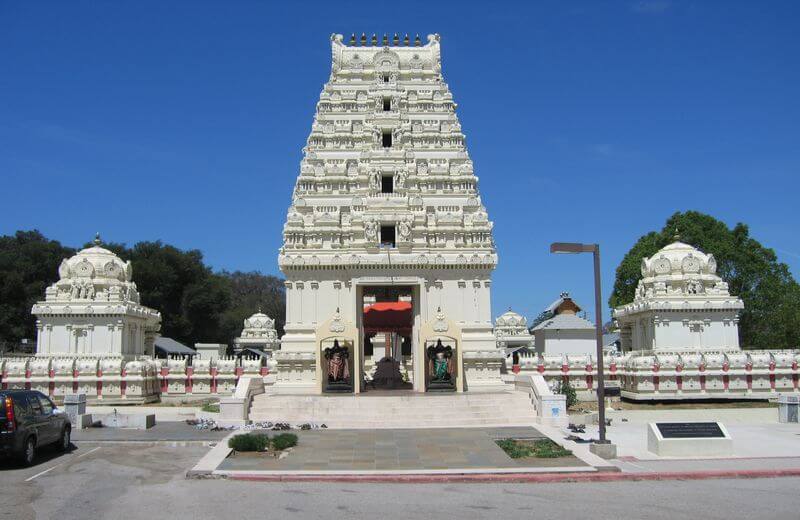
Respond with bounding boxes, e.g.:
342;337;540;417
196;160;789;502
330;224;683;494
248;390;541;429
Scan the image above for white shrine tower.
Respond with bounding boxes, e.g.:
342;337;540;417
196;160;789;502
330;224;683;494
274;33;502;394
613;236;745;352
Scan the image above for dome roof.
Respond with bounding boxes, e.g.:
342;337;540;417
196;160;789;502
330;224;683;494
613;237;743;316
243;311;275;330
495;309;527;328
640;240;716;278
238;310;279;344
58;234;132;284
38;234;149;306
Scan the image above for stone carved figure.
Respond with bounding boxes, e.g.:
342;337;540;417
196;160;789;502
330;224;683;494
686;280;703;295
394;170;406;189
426;339;455;391
397;219;412;242
364;220;378;243
323;340;351;391
370;170;381;191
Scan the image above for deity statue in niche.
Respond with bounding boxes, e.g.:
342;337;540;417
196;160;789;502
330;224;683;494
323;340;351;391
426;339;455;391
397;219;412;242
364;220;378;243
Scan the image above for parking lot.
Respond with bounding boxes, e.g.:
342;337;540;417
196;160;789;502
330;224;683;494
2;440;800;520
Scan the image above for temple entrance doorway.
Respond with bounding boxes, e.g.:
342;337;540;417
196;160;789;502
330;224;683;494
360;285;415;392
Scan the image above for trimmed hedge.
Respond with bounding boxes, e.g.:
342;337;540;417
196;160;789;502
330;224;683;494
228;433;270;452
271;433;298;451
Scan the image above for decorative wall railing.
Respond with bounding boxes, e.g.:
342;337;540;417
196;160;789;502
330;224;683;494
0;355;269;403
506;350;800;400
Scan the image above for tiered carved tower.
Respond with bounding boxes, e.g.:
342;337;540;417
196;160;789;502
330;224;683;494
274;34;502;394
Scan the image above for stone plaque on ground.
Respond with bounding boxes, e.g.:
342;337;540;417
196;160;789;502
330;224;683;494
655;422;726;439
647;421;732;457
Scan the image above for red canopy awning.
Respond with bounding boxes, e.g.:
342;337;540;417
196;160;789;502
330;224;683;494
363;301;412;335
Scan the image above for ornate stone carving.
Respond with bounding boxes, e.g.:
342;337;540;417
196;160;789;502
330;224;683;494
364;219;378;243
397;218;412;242
614;238;744;353
329;308;345;333
432;307;448;332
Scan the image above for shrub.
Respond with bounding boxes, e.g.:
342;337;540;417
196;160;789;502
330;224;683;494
556;378;578;410
271;433;298;451
228;433;270;452
201;402;219;413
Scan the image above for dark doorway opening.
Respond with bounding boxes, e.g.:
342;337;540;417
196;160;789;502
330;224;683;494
380;225;396;247
381;175;394;193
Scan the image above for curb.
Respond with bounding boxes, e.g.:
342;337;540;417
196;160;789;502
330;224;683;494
222;468;800;484
73;439;219;446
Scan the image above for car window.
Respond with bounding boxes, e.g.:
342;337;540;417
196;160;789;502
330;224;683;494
14;395;32;416
29;395;44;415
37;395;54;415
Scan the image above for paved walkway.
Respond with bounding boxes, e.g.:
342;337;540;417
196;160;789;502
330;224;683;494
567;407;800;460
86;405;200;422
217;427;588;472
72;422;230;443
615;456;800;474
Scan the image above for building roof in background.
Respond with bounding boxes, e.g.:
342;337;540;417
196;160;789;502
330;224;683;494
154;337;196;355
531;312;594;331
544;291;583;314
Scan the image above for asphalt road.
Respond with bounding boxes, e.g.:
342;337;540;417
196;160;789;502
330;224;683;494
2;442;799;520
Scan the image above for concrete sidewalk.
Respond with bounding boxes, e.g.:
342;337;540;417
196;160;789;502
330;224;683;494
569;407;800;460
73;422;230;443
86;405;201;423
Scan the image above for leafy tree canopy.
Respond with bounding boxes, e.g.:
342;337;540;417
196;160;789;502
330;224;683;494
0;231;285;349
610;211;800;350
0;231;74;344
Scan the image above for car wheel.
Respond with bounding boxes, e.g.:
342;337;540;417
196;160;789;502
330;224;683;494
57;427;71;452
18;437;36;466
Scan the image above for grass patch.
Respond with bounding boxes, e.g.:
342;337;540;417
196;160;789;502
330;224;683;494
201;402;220;413
496;438;572;459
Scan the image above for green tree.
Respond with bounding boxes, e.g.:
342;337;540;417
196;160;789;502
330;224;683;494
217;270;286;342
0;231;74;344
610;211;800;350
0;231;287;349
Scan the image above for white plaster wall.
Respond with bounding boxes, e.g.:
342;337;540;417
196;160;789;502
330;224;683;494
535;329;596;356
648;312;741;351
36;315;153;357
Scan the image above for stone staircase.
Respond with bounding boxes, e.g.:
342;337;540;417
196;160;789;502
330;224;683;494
247;391;539;429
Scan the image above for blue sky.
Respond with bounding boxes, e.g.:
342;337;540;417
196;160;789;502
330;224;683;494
1;1;798;326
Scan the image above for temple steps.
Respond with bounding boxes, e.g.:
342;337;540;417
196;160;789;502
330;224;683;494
248;391;539;429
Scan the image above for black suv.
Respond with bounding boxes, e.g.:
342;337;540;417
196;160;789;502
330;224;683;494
1;390;72;466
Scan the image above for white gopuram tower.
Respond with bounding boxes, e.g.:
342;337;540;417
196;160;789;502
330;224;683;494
274;33;502;394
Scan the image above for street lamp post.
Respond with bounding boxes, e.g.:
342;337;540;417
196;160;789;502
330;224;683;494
550;242;611;447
